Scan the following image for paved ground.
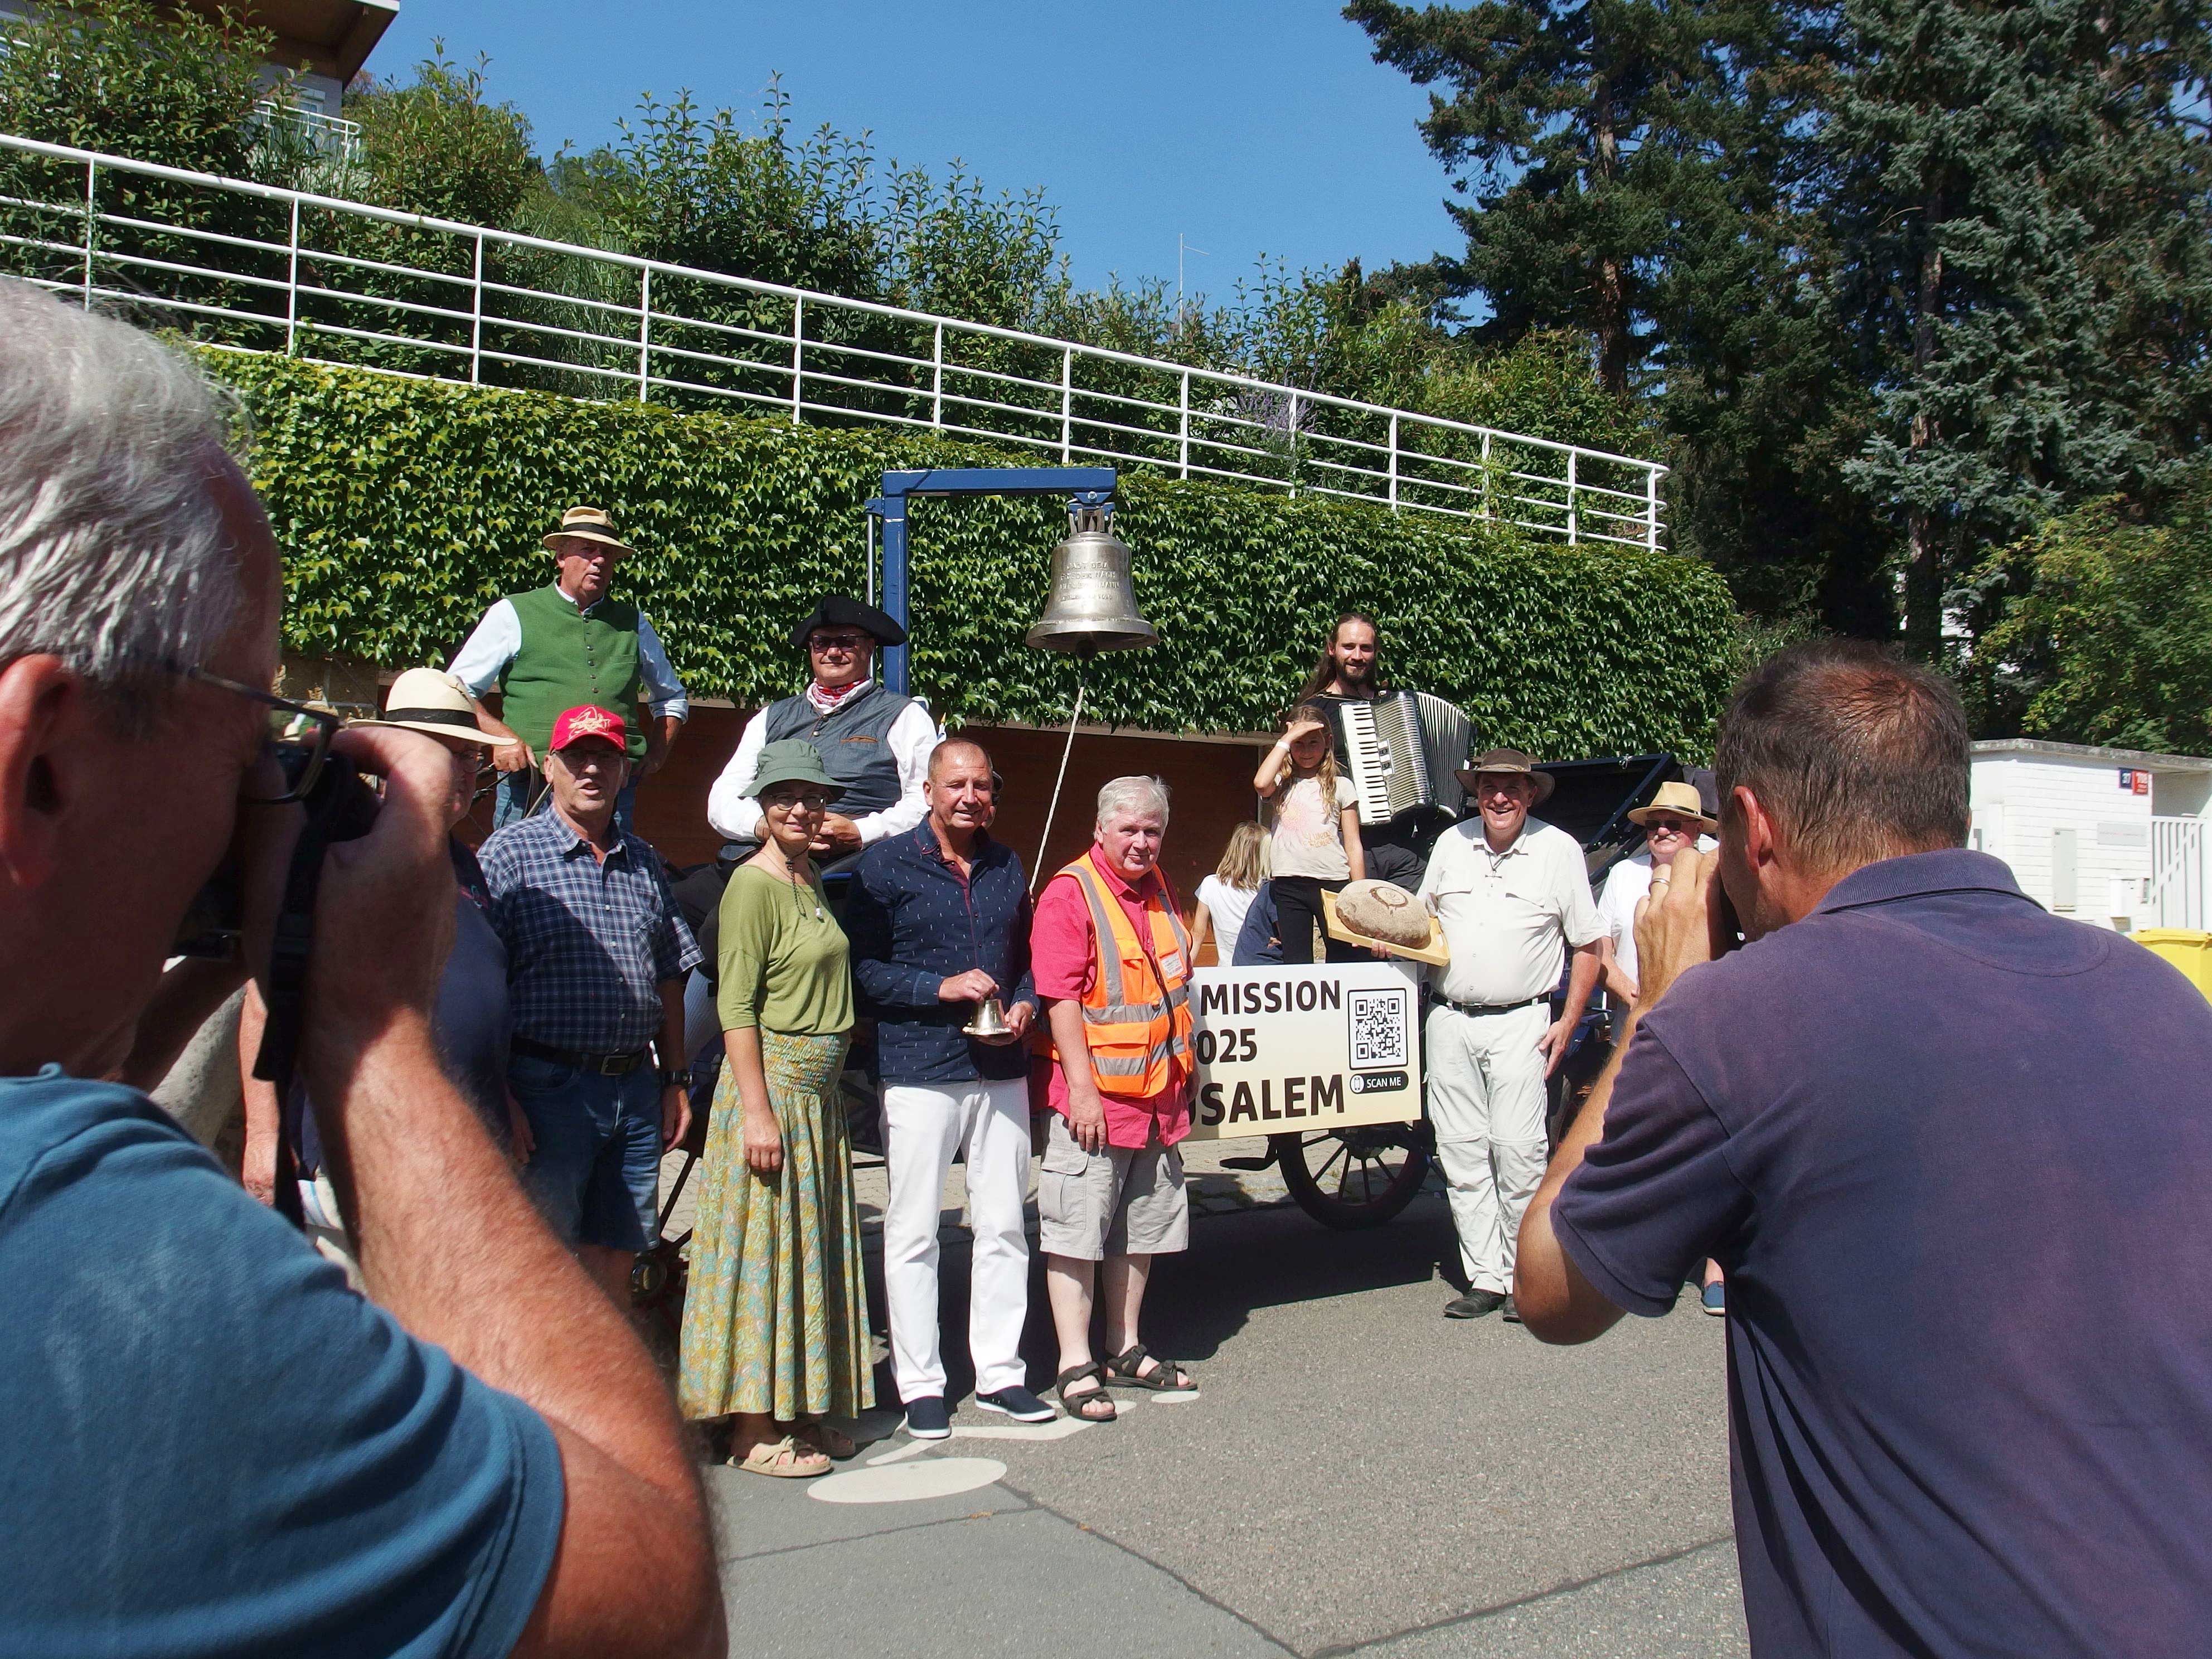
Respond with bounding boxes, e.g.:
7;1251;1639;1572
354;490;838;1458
682;1141;1748;1658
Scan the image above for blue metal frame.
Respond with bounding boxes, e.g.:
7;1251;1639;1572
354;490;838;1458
863;467;1117;695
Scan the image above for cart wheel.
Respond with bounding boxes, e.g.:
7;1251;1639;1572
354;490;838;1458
1273;1126;1432;1229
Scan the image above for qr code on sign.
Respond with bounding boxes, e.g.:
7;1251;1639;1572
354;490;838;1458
1347;988;1410;1069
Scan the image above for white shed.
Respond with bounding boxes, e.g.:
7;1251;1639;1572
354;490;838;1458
1970;739;2212;932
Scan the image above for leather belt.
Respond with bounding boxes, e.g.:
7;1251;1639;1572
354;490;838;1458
1442;994;1551;1017
511;1035;652;1075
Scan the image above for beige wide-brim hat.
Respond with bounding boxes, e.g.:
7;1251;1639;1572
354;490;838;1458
1627;779;1718;832
542;504;636;557
356;668;498;746
1454;746;1556;805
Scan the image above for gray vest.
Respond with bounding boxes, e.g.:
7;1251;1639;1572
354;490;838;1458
763;682;914;818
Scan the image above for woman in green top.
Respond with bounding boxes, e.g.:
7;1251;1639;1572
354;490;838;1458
678;739;874;1478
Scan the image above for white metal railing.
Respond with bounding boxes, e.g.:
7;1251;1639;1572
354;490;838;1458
252;100;363;162
0;133;1667;546
2150;816;2207;929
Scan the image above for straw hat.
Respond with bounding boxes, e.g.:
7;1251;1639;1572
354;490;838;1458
1627;779;1718;832
1454;745;1556;805
356;668;497;745
542;505;635;556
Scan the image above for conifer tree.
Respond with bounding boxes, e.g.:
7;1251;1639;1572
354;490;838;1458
1822;0;2212;651
1345;0;1738;394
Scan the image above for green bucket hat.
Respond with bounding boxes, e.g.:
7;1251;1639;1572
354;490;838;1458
747;738;845;801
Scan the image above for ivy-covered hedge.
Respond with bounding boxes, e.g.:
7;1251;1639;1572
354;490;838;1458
211;353;1738;759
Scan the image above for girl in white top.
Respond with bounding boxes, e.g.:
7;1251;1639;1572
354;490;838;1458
1193;821;1266;967
1252;704;1365;963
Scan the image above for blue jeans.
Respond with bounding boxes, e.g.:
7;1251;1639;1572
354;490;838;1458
492;770;637;832
509;1053;662;1252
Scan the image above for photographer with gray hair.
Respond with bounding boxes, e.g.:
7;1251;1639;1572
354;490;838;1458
0;281;721;1657
1516;641;2212;1655
1029;775;1198;1422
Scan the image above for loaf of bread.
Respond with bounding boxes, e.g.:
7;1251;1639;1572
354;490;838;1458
1335;879;1432;948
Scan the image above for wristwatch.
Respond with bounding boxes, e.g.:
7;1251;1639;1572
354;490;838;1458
657;1066;690;1089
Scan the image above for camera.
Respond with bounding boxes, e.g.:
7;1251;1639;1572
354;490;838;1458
172;748;381;960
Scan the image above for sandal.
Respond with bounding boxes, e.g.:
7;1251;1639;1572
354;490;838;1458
794;1420;858;1461
732;1435;831;1479
1055;1362;1117;1423
1103;1343;1195;1393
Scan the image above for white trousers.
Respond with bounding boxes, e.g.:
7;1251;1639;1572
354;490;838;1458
883;1077;1033;1400
1425;1002;1551;1294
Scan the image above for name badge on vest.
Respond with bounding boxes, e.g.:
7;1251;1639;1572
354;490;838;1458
1159;949;1186;981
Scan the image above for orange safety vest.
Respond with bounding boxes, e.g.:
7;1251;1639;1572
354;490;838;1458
1050;848;1196;1098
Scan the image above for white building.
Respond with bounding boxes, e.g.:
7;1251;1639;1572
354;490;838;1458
0;1;396;153
1970;739;2212;932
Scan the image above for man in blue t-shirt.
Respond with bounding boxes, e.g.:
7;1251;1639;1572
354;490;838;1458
0;282;722;1656
1516;641;2212;1656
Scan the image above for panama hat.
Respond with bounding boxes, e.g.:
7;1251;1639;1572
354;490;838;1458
746;738;846;801
542;505;635;556
1627;779;1718;832
1455;745;1556;805
357;668;497;745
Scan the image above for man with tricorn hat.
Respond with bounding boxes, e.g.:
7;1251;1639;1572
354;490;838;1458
449;505;691;830
707;594;937;860
1417;746;1604;1321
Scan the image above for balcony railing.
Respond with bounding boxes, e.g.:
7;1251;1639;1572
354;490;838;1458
0;133;1667;549
252;99;363;162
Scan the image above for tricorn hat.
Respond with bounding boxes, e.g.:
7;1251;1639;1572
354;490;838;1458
1455;745;1556;805
1627;779;1718;832
788;594;907;651
356;667;497;746
543;505;635;556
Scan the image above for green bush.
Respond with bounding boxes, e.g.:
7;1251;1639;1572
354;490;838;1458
212;352;1736;759
1965;461;2212;754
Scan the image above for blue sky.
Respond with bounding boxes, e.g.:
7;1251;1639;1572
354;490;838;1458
372;1;1463;299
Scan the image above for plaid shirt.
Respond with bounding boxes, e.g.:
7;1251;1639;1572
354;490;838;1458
479;809;701;1052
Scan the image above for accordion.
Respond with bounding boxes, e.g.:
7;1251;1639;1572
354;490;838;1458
1333;691;1473;827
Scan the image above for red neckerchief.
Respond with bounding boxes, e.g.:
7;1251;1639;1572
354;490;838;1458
805;678;870;715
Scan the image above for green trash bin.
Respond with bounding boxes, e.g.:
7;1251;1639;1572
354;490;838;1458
2136;929;2212;1002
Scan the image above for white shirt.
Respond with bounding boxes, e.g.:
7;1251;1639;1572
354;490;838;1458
447;592;689;719
1417;816;1604;1007
706;693;938;847
1269;774;1358;880
1195;875;1258;961
1596;838;1719;988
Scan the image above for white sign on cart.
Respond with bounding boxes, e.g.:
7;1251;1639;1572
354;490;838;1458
1183;963;1423;1142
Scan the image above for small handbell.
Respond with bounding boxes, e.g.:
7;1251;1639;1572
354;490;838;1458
1025;505;1157;656
963;995;1012;1039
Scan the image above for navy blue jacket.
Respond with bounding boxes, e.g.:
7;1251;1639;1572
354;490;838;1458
846;823;1037;1085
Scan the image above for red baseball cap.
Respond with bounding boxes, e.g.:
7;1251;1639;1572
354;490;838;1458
550;705;628;753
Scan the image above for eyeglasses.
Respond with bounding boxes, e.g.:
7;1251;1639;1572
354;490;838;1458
761;789;833;813
1645;817;1697;836
173;667;341;804
808;633;870;654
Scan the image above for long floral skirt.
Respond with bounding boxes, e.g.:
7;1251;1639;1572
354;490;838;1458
678;1029;875;1422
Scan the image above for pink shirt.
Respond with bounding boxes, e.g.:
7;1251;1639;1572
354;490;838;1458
1030;848;1191;1148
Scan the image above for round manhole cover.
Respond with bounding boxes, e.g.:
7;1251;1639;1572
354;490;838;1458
807;1457;1007;1505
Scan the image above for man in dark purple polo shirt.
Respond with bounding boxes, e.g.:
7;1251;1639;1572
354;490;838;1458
1516;641;2212;1656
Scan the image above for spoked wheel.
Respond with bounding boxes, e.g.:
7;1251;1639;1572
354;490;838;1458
1273;1124;1433;1229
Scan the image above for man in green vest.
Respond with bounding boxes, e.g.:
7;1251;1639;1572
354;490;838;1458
449;506;690;830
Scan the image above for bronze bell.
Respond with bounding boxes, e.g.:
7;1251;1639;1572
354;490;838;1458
1026;505;1158;654
963;996;1011;1039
